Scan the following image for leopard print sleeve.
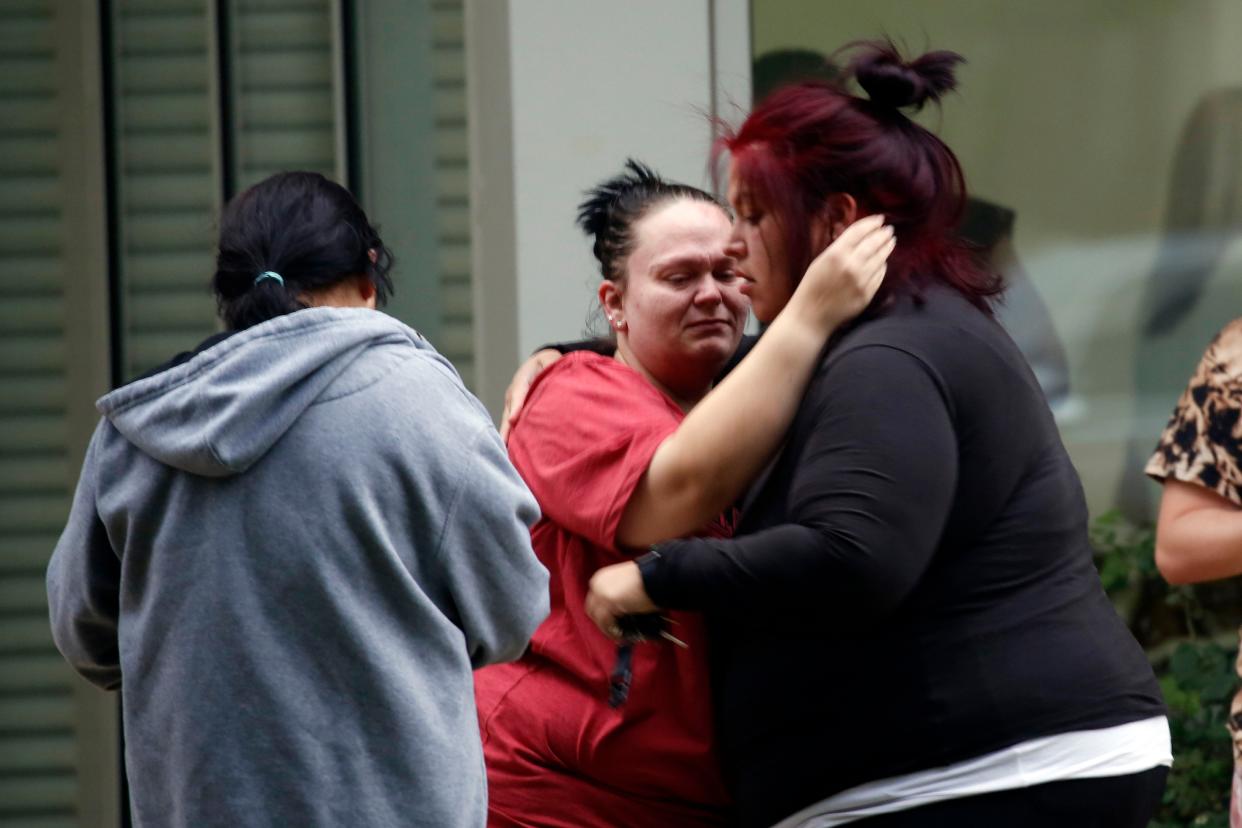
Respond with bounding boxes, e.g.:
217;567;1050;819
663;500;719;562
1146;317;1242;506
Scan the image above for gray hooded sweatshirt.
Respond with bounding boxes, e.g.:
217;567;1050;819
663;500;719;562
46;308;549;827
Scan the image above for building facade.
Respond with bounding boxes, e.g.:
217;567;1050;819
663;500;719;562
2;0;1239;823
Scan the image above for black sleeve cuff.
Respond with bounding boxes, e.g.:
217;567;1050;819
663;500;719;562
637;543;685;609
540;338;616;357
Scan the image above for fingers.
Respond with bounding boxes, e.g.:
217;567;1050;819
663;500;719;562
500;381;524;443
861;236;897;282
828;229;893;315
859;250;893;304
500;381;530;442
829;213;886;249
500;349;563;440
806;216;890;277
866;263;889;299
584;593;624;642
500;389;517;442
839;225;895;303
851;222;895;263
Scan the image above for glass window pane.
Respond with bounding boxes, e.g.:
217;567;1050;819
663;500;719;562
750;0;1242;519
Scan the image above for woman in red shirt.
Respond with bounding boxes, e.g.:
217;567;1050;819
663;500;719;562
474;160;892;827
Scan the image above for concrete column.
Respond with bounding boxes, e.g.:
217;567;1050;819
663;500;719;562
466;0;750;418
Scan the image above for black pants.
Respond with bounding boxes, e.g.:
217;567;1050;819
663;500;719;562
851;766;1168;828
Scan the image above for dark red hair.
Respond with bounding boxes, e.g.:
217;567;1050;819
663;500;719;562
718;40;1001;311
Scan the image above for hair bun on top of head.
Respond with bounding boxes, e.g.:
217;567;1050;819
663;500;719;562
576;159;662;241
575;159;719;281
847;40;964;112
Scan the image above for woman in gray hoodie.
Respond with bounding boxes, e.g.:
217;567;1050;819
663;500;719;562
46;171;550;827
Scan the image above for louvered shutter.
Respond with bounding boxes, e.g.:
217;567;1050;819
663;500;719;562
2;2;474;823
0;2;97;825
113;0;475;388
431;0;473;387
114;0;342;381
231;0;337;188
111;0;219;380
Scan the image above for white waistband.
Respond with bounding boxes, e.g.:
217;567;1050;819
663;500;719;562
772;716;1172;828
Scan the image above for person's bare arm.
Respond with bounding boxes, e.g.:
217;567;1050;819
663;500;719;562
616;215;894;548
1154;478;1242;584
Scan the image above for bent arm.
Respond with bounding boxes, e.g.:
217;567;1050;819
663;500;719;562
437;424;549;667
617;217;893;547
637;347;957;619
46;426;122;690
1154;478;1242;584
502;334;763;443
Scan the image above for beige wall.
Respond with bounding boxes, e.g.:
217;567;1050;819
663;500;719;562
466;0;750;417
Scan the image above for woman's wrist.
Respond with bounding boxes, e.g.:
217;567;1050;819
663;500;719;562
766;303;836;360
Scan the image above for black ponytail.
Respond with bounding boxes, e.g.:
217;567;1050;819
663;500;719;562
211;172;395;331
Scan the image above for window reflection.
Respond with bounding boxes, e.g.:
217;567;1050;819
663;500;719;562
750;0;1242;519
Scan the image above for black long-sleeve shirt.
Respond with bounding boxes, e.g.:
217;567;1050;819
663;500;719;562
642;284;1165;828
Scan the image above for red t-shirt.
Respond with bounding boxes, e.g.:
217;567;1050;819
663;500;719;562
475;352;732;828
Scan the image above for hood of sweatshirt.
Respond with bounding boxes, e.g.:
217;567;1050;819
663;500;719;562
96;308;438;477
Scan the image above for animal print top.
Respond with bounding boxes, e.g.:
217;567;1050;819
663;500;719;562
1147;317;1242;506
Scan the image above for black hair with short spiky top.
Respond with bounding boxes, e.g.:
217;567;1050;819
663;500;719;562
576;159;722;282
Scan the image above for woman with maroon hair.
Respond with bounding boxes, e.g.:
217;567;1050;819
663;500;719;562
479;161;890;827
584;42;1170;826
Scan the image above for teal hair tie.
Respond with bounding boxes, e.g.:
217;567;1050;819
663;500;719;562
254;271;284;286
